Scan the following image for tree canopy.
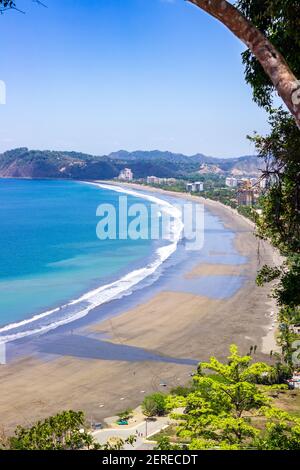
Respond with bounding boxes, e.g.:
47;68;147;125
4;410;136;451
142;393;167;418
231;1;300;368
189;0;300;128
9;410;95;450
158;346;300;450
237;0;300;110
0;0;14;12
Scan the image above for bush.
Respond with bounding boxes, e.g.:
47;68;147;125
170;385;194;397
142;393;167;418
117;408;133;420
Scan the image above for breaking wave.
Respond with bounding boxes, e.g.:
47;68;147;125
0;183;183;343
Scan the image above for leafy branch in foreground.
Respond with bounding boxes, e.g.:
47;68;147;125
0;0;15;12
237;0;300;112
189;0;300;128
235;4;300;369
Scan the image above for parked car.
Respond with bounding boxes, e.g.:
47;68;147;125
93;422;103;430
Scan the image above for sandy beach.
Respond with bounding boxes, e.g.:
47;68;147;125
0;184;281;434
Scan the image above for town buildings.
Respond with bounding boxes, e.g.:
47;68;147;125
186;182;204;193
147;176;161;185
225;177;238;188
146;176;178;185
118;168;133;181
237;189;255;206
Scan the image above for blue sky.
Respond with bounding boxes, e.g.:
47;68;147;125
0;0;269;157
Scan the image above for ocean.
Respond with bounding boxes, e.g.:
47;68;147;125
0;179;181;342
0;179;247;345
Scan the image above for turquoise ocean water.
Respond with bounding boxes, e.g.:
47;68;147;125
0;179;157;331
0;179;246;344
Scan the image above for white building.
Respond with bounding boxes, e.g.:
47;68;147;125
147;176;161;185
119;168;133;181
146;176;176;185
225;177;238;188
193;182;204;192
186;182;204;193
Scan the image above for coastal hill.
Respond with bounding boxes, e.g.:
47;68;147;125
0;148;263;179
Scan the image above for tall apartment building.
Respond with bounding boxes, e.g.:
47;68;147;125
237;189;254;206
186;182;204;193
119;168;133;181
225;177;238;188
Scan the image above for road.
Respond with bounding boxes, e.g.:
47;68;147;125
93;417;170;450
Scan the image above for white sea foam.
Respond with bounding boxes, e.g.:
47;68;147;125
0;183;183;343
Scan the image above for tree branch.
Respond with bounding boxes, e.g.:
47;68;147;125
187;0;300;129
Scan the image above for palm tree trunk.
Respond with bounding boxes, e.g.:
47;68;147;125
188;0;300;129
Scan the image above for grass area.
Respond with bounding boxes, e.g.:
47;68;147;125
273;389;300;418
150;424;188;445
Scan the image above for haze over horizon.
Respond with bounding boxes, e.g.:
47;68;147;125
0;0;269;158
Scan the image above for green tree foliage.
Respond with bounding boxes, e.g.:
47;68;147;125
154;435;182;451
254;408;300;450
237;205;259;223
117;408;133;421
164;346;300;450
252;112;300;366
170;385;196;397
100;435;136;451
237;1;300;367
9;410;97;450
251;111;300;255
237;0;300;110
202;187;238;209
8;409;137;450
142;393;167;418
0;0;15;11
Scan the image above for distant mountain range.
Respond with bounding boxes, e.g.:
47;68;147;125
0;148;263;180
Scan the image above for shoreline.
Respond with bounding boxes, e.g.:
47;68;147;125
0;181;182;343
101;180;282;352
0;181;281;432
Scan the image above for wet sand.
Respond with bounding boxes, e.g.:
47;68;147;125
0;185;281;433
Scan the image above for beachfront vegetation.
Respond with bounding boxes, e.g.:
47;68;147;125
202;187;237;208
240;0;300;371
142;393;167;418
3;410;137;451
7;347;298;451
8;410;97;450
117;408;134;421
155;345;300;450
194;0;300;377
